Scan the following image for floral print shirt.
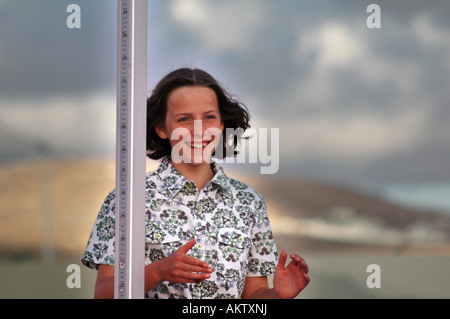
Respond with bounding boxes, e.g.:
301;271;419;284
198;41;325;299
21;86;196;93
82;156;278;299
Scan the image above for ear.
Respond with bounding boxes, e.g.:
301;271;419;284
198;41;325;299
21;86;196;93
155;125;168;140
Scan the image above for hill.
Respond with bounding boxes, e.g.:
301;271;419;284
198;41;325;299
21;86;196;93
246;175;450;255
1;157;449;262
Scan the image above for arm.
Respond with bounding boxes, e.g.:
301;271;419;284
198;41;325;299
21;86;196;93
241;276;281;299
241;251;310;299
93;239;213;298
94;264;115;299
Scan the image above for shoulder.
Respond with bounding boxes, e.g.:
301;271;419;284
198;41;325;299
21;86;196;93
145;169;160;186
98;189;116;215
226;176;266;208
227;177;259;194
213;162;265;203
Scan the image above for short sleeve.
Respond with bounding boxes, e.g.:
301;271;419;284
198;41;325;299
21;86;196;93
81;190;117;270
247;195;278;277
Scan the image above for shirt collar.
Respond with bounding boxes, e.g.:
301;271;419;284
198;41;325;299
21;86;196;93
157;156;232;197
209;162;233;196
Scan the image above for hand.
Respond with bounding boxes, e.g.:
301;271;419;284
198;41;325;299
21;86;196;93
273;251;310;299
153;239;213;284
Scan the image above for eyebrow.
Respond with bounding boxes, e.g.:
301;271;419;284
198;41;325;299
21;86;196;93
173;110;220;117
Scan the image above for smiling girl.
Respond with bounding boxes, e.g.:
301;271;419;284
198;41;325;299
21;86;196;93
82;68;310;299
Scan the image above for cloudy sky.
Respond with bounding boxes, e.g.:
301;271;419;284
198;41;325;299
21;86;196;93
1;0;450;193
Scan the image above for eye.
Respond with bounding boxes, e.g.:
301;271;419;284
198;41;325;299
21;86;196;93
177;117;189;122
205;115;216;120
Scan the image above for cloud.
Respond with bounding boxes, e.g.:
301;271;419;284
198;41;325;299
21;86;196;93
0;93;116;159
0;0;116;99
412;14;450;69
1;0;450;185
298;22;364;69
273;11;450;169
278;110;427;163
169;0;267;53
158;1;450;183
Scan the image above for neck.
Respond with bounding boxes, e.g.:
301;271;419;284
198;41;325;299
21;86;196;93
171;161;214;191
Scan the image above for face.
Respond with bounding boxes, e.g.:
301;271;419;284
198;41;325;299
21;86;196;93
156;86;224;165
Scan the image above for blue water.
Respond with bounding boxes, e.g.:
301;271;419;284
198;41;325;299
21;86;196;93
382;182;450;216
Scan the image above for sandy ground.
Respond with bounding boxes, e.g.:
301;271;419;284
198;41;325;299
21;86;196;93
274;234;450;299
1;158;450;298
2;252;449;299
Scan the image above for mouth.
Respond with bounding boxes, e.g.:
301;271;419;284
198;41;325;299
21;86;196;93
187;141;210;150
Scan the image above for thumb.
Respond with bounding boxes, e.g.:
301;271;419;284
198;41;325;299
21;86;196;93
276;250;287;271
176;238;196;254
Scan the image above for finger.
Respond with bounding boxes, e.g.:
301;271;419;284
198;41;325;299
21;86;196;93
276;250;288;271
177;272;211;283
290;254;298;264
173;251;211;269
290;254;309;273
297;257;309;274
301;260;309;274
176;238;197;254
181;257;213;273
169;268;211;283
302;273;311;284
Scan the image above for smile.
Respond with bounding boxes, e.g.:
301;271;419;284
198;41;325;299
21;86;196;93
188;142;210;150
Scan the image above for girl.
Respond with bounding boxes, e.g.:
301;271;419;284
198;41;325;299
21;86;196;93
82;68;310;299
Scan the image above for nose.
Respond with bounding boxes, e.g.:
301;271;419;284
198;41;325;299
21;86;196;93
193;120;204;139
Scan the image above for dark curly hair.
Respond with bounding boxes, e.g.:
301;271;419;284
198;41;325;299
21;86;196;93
146;68;250;160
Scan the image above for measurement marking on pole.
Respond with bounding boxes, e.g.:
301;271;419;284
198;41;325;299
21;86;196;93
116;0;130;299
115;0;147;299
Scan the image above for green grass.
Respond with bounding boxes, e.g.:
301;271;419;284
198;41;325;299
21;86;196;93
0;257;96;299
2;254;450;299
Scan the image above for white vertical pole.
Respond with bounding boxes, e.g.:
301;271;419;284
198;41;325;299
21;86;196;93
115;0;147;299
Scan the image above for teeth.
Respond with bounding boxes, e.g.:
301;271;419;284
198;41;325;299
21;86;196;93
190;142;208;149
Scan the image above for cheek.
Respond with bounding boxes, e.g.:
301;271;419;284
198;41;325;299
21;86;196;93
168;125;191;144
207;119;224;131
204;121;223;140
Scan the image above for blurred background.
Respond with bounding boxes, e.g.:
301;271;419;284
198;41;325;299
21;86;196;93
1;0;450;298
